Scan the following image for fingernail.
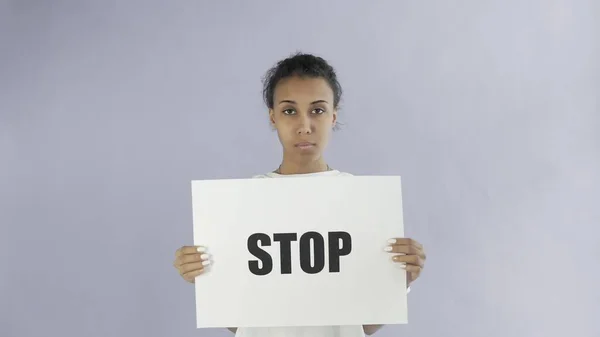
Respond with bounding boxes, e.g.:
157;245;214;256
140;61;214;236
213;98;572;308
384;246;393;252
396;262;406;269
202;260;211;266
387;239;397;244
200;254;210;260
196;246;206;253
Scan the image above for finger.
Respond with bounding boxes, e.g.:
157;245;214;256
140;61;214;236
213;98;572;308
392;254;424;267
405;265;421;274
176;246;207;258
392;262;421;276
395;263;421;277
179;261;210;274
183;253;211;264
175;253;211;267
407;268;421;284
384;244;426;258
388;238;423;250
183;268;205;282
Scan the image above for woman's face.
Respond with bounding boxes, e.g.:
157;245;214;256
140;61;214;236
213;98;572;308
269;76;337;160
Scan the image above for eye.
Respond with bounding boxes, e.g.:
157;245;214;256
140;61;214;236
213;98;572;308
282;108;296;115
312;108;325;114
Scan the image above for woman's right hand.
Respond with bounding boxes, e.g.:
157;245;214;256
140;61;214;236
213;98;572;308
173;245;212;283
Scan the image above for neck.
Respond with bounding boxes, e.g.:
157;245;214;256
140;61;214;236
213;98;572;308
277;154;329;175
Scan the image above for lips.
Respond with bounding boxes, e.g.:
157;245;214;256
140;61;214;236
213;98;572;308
295;142;315;148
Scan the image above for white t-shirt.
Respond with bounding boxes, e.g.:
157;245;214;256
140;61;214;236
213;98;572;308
235;169;365;337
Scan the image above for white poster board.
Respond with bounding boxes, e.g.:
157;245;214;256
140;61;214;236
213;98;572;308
190;175;407;328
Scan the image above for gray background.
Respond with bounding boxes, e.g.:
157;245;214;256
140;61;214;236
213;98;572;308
1;1;598;337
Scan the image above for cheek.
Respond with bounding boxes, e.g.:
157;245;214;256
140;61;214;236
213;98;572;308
318;118;334;132
274;124;294;140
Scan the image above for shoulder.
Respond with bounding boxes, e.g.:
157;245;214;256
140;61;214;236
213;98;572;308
251;172;277;179
251;170;353;179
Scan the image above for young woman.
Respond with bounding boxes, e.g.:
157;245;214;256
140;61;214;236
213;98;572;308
173;53;427;337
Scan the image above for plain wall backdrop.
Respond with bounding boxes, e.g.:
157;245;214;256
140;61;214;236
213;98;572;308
1;1;598;337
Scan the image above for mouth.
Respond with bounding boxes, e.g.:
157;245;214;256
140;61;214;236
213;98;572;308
295;142;316;149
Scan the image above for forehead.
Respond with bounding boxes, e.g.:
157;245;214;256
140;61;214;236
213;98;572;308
274;76;334;102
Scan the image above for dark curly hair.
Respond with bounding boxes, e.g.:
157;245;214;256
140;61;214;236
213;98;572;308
262;52;343;110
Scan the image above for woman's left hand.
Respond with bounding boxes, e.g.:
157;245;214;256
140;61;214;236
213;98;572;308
385;238;426;286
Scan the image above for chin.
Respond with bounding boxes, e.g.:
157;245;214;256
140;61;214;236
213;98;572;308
298;151;319;157
287;147;319;158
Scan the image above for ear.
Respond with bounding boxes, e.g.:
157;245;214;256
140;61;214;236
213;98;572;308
332;109;338;128
269;109;276;127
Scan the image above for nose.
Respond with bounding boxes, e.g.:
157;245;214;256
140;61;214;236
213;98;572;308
296;115;312;135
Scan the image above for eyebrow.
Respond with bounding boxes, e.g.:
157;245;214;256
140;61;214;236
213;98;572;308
278;100;329;105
